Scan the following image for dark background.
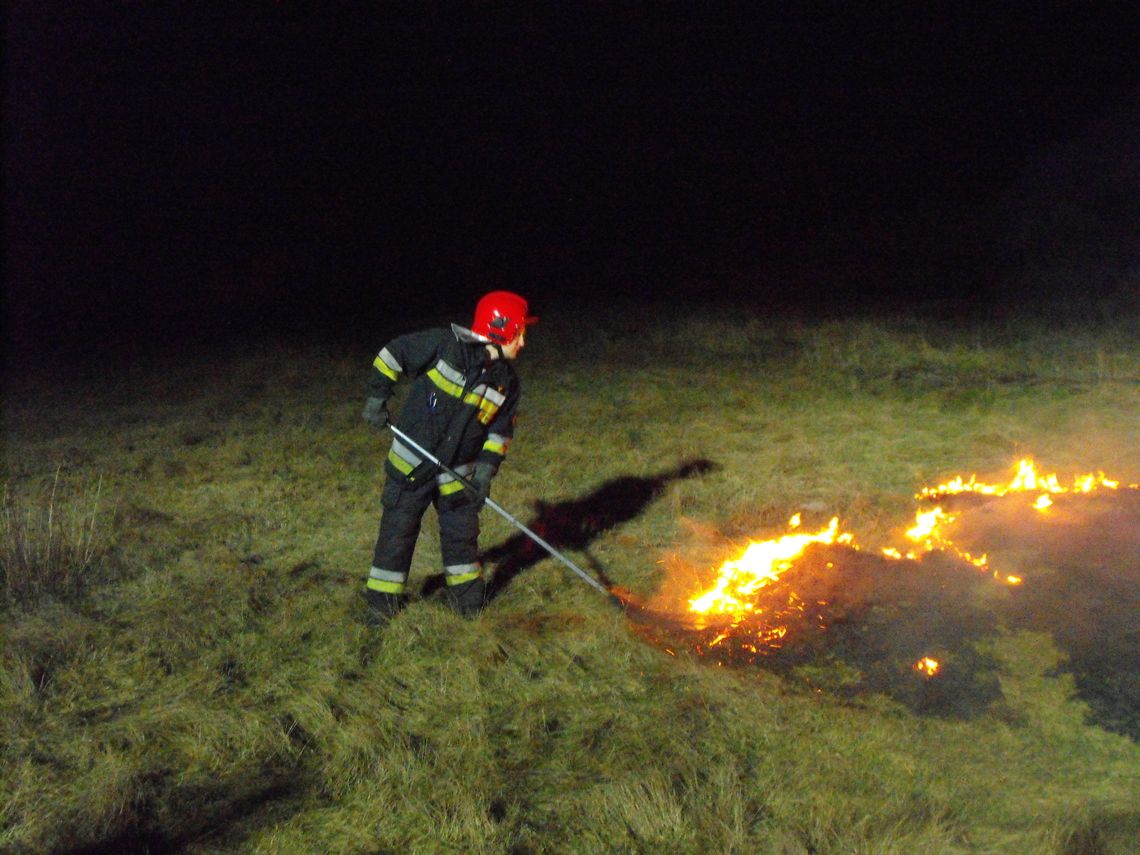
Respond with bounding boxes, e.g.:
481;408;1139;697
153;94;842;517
3;4;1138;363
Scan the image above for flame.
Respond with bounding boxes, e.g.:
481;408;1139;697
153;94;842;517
900;505;989;570
899;458;1135;576
677;457;1132;657
906;506;949;541
919;458;1125;504
688;515;852;616
913;657;940;677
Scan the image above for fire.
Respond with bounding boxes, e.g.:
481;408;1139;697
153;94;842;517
688;515;853;616
913;657;940;677
899;458;1135;577
889;504;990;570
906;506;948;541
918;457;1127;513
678;456;1132;656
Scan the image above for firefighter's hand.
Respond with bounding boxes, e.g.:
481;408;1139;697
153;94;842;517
362;397;389;429
470;462;496;509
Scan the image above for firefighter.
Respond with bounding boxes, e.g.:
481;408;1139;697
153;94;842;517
360;290;536;623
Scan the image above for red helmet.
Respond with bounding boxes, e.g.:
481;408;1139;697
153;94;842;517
471;291;538;344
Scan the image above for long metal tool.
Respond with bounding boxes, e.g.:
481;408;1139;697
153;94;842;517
387;424;621;604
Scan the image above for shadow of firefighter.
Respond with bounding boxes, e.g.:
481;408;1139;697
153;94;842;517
419;460;716;601
487;459;715;601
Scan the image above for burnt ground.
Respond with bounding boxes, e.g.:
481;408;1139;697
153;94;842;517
630;490;1140;738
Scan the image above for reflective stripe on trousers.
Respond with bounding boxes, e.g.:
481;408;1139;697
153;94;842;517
369;469;482;585
367;565;406;594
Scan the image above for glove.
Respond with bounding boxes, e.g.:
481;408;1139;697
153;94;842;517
470;462;496;509
362;397;389;429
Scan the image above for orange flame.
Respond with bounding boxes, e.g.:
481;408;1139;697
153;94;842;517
688;516;853;616
918;458;1125;504
899;505;989;570
906;506;949;541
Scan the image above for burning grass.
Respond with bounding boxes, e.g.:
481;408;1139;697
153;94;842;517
637;544;1007;716
636;459;1140;735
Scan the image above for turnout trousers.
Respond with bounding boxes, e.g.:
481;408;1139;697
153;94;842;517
368;472;483;605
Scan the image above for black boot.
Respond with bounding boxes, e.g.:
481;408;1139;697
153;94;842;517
446;577;485;617
363;589;404;627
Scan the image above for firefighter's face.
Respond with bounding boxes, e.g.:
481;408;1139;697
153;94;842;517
501;327;526;359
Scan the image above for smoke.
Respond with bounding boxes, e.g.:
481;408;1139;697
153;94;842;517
634;490;1140;737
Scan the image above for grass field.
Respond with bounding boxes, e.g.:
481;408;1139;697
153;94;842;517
3;302;1138;854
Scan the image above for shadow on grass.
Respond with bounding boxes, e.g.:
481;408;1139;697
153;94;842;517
58;776;304;855
466;459;716;603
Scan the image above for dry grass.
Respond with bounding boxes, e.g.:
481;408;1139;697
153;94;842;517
2;305;1138;853
1;468;107;608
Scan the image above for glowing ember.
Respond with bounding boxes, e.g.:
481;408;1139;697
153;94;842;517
913;657;940;677
688;516;853;616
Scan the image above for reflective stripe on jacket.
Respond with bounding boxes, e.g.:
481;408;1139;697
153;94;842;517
368;327;521;481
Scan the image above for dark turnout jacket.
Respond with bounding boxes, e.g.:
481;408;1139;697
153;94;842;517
369;325;521;489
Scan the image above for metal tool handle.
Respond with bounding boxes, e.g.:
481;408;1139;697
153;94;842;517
387;424;613;598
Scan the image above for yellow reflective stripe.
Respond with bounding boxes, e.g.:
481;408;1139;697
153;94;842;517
444;570;481;586
436;464;473;494
387;448;415;474
428;368;501;417
479;386;507;407
370;566;405;582
475;399;500;425
373;355;399;382
469;385;505;420
483;437;507;455
391;439;422;467
428;367;466;399
438;480;466;496
433;359;467;386
367;578;405;594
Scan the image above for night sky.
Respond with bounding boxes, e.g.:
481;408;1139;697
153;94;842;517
4;4;1137;361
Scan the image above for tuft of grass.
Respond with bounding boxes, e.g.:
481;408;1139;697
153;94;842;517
1;468;106;609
